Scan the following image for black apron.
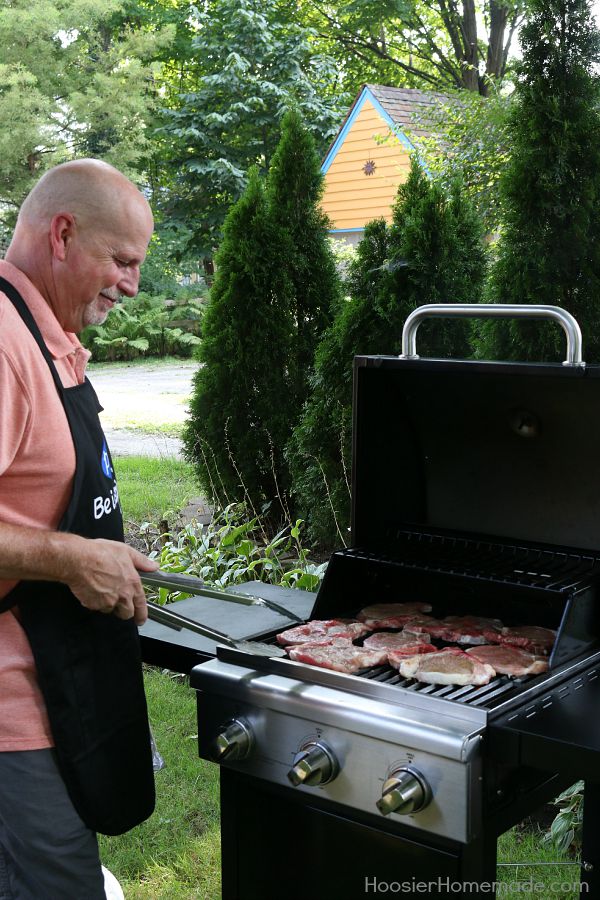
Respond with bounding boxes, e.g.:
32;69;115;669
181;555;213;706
0;277;155;836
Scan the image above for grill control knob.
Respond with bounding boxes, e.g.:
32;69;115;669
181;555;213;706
377;766;432;816
212;718;254;762
287;741;339;787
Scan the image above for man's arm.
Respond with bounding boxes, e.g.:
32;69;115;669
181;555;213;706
0;522;158;624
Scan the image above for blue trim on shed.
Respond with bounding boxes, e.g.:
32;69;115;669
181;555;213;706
321;86;417;175
328;227;365;234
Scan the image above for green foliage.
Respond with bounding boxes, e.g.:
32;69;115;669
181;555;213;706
158;0;348;257
82;293;203;362
150;504;327;597
481;0;600;363
403;86;513;234
266;109;341;407
293;0;525;97
0;0;174;225
543;781;584;855
182;168;295;517
183;114;340;525
288;160;487;547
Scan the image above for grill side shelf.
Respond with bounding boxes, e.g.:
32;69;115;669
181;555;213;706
489;663;600;782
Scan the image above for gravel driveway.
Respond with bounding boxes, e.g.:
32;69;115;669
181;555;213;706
89;362;199;458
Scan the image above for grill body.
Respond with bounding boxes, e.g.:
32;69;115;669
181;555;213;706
189;348;600;898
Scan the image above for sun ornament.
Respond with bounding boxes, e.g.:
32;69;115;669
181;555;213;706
363;159;376;176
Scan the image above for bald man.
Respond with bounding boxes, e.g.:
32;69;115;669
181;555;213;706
0;160;159;899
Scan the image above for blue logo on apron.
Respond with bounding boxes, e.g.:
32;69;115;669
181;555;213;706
101;441;114;479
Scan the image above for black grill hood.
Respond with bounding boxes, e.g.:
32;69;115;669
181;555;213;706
351;357;600;553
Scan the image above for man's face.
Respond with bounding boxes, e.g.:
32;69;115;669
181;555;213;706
53;199;154;333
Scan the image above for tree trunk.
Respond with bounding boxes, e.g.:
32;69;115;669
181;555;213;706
461;0;480;91
485;0;510;87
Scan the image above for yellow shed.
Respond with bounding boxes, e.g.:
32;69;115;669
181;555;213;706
321;84;437;245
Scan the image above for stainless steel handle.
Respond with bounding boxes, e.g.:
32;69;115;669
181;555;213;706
400;304;584;367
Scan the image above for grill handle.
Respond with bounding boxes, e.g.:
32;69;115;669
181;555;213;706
400;304;584;367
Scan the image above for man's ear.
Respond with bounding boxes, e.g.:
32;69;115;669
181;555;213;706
49;213;75;261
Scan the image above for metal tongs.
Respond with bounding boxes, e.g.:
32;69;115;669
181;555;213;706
144;600;287;657
140;570;304;623
141;570;299;657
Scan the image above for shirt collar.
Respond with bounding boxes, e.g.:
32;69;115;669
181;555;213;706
0;260;91;370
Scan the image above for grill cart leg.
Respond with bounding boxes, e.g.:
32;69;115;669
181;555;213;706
459;833;497;887
581;781;600;897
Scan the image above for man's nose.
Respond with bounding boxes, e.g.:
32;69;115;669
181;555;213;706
118;267;140;298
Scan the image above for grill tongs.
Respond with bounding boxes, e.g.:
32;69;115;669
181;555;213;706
141;570;291;657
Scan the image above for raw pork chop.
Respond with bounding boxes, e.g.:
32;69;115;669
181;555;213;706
396;647;496;686
287;640;388;674
428;615;504;645
466;645;548;676
363;631;433;650
364;631;436;665
357;602;433;629
493;625;556;655
276;619;369;647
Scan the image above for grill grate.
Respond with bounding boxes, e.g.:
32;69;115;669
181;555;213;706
350;530;600;591
359;663;526;706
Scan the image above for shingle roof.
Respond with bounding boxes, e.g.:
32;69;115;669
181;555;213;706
366;84;447;139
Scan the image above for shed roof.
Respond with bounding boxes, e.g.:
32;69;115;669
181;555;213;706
366;84;446;138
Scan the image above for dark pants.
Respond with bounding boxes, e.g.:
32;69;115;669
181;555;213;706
0;749;105;900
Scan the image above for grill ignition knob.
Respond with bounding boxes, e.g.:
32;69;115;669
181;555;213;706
287;741;339;787
377;766;432;816
212;718;254;762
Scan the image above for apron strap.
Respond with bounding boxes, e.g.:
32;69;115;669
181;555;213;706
0;276;64;395
0;276;65;614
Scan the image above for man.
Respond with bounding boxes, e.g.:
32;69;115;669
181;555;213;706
0;159;160;898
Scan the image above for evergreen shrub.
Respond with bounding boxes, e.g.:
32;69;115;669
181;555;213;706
288;160;487;547
480;0;600;362
183;112;341;526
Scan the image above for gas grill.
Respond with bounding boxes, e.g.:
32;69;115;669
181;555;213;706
186;305;600;898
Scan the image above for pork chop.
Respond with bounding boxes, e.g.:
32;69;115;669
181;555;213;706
396;647;496;686
357;602;433;629
363;631;436;665
287;640;388;674
494;625;556;655
429;615;504;645
363;631;433;650
466;644;548;676
276;619;370;647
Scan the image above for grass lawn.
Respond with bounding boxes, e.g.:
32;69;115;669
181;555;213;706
115;456;200;525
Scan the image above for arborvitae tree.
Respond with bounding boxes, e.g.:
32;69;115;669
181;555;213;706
182;169;294;515
286;219;390;547
481;0;600;362
183;113;341;522
267;109;341;407
288;159;487;547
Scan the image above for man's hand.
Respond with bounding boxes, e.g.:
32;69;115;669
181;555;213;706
63;538;158;626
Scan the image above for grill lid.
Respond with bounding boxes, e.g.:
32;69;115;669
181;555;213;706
352;355;600;552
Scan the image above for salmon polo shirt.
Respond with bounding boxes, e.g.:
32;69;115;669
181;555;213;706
0;260;91;750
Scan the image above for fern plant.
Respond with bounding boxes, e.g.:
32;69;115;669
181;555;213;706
82;293;203;361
